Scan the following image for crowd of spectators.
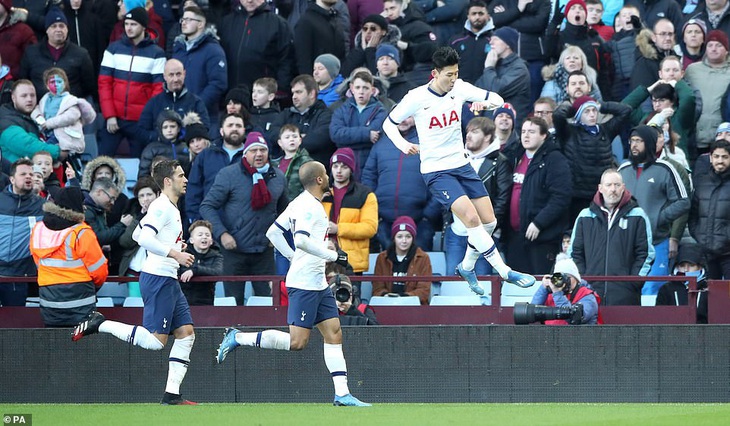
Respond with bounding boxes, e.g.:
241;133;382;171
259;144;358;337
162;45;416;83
1;0;729;316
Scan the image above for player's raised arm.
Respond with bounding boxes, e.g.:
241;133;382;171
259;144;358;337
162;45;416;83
383;117;419;155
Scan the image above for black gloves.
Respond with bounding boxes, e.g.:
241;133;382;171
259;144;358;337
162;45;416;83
335;249;349;267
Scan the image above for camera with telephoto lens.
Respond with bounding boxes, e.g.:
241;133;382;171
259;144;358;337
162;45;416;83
550;272;571;289
332;274;352;302
513;302;584;325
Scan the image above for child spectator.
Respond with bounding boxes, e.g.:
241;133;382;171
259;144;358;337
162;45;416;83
271;124;314;200
139;110;190;177
183;112;210;164
249;77;280;136
32;151;62;200
179;220;224;306
586;0;614;41
30;67;95;157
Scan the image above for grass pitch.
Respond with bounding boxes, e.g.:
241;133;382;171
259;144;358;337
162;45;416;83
1;403;729;426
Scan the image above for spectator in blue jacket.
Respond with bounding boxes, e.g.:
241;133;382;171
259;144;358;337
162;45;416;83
137;59;210;149
186;112;246;222
172;5;227;138
329;70;387;176
314;54;345;107
361;116;441;251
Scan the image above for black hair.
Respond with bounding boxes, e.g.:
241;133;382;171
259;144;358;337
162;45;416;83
432;46;460;70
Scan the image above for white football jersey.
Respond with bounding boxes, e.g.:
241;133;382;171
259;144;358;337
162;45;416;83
138;193;184;278
274;191;330;291
388;79;489;174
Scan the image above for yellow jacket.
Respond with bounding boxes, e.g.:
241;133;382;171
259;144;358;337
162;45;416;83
322;182;378;272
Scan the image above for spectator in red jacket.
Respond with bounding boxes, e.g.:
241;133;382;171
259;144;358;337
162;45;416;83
97;7;165;157
0;0;36;77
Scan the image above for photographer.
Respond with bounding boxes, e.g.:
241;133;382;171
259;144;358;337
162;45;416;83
329;274;378;326
530;257;601;325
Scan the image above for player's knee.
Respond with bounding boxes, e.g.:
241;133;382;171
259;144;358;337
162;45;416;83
148;337;165;351
289;337;308;351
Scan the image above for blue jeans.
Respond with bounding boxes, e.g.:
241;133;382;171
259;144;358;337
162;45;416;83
643;239;669;295
443;226;493;277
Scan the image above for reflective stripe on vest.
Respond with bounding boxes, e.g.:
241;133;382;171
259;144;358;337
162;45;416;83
39;258;85;268
87;256;106;273
39;295;96;309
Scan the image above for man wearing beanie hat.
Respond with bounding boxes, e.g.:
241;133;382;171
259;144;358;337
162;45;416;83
293;0;346;77
619;125;689;295
657;242;708;323
530;257;600;324
30;186;108;327
570;168;654;306
554;93;631;222
97;5;165;157
199;125;287;302
18;7;96;100
0;0;34;78
476;26;531;128
490;103;518;155
679;18;707;68
314;54;344;107
383;45;535;294
686;0;730;40
322;147;378;274
370;215;432;305
686;29;730;152
375;43;416;103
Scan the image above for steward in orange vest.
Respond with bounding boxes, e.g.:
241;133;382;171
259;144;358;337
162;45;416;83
30;187;108;327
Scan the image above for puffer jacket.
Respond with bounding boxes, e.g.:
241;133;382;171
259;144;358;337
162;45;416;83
553;101;631;199
185;142;244;222
138;110;190;178
0;185;44;277
31;93;96;154
0;10;36;77
330;96;387;173
322;181;378;273
607;28;639;101
629;29;674;93
689;167;730;257
98;34;165;121
0;103;61;162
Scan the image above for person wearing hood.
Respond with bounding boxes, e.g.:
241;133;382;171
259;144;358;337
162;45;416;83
172;5;227;131
97;6;166;157
656;242;708;323
553;94;631;223
689;138;730;280
80;155;129;224
618;125;690;295
545;0;612;99
447;0;494;85
569;168;654;306
139;110;190;177
677;18;707;70
341;14;402;77
137;58;210;148
30;186;108;327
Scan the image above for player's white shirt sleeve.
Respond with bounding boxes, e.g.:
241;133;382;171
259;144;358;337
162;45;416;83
137;194;183;278
266;220;295;260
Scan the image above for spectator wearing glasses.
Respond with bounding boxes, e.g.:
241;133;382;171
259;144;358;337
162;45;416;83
533;97;556;134
341;14;401;77
630;18;676;93
83;177;134;269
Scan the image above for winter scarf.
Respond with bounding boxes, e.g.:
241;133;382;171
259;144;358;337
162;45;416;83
242;159;272;210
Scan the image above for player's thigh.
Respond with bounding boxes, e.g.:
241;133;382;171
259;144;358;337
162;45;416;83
140;273;177;335
471;196;496;223
316;317;343;344
450;196;481;227
170;283;194;336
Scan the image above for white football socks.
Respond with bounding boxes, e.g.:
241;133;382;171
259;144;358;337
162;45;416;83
235;330;291;350
324;343;349;397
165;334;195;395
465;224;510;278
461;221;498;270
98;321;164;350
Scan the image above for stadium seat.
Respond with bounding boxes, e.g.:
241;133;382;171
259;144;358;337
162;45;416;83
502;281;540;297
242;281;253;305
96;282;129;305
430;295;482;306
369;296;421;306
96;297;114;308
116;158;140;198
641;294;657;306
215;281;225;298
246;296;273;306
427;252;447;276
214;297;237;306
122;297;144;307
366;253;379;275
360;281;372;304
440;280;490;296
500;295;533;307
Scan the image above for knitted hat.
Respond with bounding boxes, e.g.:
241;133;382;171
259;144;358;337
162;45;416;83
565;0;587;14
706;29;729;51
42;186;86;224
330;147;357;172
572;95;599;121
493;26;519;53
363;14;388;31
45;7;68;30
682;18;707;39
553;257;581;282
391;215;417;239
314;54;341;79
225;85;249;105
492;103;516;123
676;243;705;266
125;7;149;28
717;122;730;134
183;112;209;143
242;132;267;154
376;44;400;65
